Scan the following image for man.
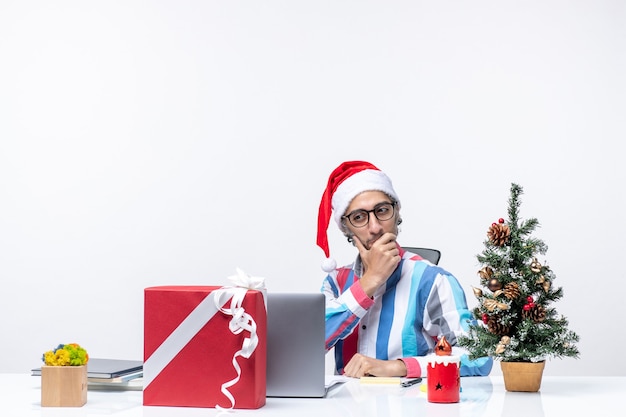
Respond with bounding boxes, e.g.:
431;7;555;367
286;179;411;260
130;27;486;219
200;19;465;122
317;161;492;378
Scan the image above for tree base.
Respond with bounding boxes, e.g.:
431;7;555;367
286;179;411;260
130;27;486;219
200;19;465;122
500;361;545;392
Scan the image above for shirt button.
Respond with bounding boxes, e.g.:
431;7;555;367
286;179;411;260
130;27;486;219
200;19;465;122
362;325;367;330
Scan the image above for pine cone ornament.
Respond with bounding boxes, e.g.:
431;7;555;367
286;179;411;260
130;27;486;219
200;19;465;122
487;223;511;246
522;304;546;323
487;315;510;336
503;282;521;300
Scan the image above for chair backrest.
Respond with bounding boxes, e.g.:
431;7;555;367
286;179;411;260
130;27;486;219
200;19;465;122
401;247;441;265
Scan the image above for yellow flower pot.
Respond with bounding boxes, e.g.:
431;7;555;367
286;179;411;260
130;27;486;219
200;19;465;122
41;365;87;407
500;361;545;392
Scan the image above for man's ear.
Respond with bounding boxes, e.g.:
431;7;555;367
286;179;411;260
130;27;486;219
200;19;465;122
340;221;354;244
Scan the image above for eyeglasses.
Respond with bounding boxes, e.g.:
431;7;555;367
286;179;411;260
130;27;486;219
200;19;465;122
342;202;396;228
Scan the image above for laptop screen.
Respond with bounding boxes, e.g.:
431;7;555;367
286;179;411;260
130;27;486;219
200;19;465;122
266;292;327;398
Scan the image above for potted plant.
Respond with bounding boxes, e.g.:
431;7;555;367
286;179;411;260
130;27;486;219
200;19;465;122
40;343;89;407
458;183;580;392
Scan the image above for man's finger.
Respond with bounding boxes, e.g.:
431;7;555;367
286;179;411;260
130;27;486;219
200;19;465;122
353;235;367;252
381;232;397;245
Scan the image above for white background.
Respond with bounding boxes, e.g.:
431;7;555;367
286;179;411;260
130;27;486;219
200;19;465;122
1;1;624;376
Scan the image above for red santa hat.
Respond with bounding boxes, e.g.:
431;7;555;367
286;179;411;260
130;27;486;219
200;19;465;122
317;161;400;272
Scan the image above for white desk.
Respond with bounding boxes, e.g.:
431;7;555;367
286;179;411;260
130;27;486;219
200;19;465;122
2;373;623;417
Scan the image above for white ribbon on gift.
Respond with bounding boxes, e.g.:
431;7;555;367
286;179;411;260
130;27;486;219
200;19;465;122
143;268;266;410
214;268;267;410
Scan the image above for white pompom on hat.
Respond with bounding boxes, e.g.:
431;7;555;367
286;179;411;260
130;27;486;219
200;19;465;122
317;161;400;273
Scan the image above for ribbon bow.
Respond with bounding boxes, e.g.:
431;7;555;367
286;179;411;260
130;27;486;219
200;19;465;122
227;267;266;291
214;268;266;410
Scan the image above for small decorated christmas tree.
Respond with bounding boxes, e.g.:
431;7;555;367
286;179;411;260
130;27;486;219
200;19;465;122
458;183;579;363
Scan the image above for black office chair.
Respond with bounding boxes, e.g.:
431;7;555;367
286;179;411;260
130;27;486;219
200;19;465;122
401;247;441;265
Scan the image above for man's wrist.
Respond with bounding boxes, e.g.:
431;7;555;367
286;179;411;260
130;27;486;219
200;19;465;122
359;273;383;297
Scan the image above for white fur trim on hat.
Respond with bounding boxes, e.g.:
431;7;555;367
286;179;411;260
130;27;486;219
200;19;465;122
321;257;337;273
331;169;400;227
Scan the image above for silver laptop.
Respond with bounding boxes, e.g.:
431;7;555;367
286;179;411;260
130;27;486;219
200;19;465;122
266;292;327;398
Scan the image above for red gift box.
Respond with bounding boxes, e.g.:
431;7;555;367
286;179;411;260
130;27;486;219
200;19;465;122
143;285;267;409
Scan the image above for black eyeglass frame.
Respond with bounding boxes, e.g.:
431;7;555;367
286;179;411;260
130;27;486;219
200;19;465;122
342;201;397;228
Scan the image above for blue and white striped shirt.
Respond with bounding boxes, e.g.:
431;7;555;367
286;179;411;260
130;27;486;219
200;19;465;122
322;246;492;377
